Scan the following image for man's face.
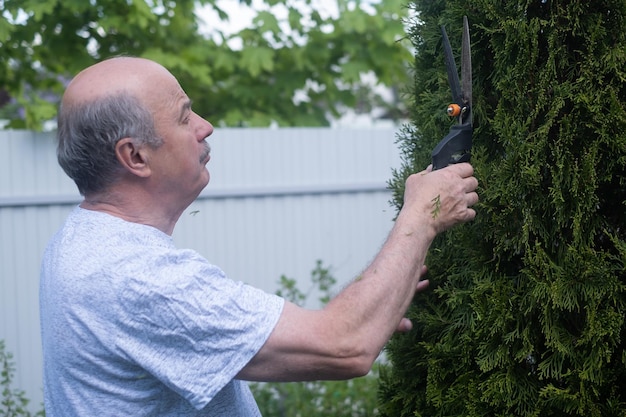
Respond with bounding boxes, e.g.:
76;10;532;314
143;71;214;205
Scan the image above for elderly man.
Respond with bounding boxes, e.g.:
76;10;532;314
40;56;479;416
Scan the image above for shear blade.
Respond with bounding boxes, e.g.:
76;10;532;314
461;15;472;124
441;25;462;106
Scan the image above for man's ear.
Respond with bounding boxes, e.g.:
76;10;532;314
115;138;151;178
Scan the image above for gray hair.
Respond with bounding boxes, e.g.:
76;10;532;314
57;92;163;196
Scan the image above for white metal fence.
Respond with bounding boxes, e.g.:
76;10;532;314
0;127;403;410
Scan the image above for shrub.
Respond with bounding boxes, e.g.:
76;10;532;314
0;340;44;417
381;0;626;415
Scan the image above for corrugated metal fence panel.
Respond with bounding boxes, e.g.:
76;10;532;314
204;127;399;190
0;127;403;411
0;130;79;201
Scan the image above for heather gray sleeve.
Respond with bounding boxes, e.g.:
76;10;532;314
113;248;284;410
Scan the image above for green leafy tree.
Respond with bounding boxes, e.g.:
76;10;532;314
0;0;412;129
381;0;626;416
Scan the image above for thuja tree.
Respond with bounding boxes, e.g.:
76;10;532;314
380;0;626;416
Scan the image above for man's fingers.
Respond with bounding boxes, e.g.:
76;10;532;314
464;176;479;194
468;190;479;206
440;161;474;178
416;279;430;293
464;207;477;222
395;317;413;333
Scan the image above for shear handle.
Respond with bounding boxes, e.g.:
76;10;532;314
431;123;472;170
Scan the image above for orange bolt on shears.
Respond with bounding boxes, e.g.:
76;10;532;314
431;16;473;170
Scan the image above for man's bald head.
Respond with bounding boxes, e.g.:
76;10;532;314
57;57;170;196
63;57;175;110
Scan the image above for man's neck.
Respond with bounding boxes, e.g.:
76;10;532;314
81;189;181;235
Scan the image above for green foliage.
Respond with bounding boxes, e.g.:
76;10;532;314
0;0;412;129
252;260;381;416
276;259;337;307
252;365;382;417
383;0;626;416
0;340;44;417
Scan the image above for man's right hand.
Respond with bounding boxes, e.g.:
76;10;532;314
400;162;479;237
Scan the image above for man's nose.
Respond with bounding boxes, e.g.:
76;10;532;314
194;112;213;140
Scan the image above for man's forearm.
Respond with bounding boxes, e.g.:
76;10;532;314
322;212;436;365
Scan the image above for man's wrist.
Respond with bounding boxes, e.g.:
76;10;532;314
392;210;438;248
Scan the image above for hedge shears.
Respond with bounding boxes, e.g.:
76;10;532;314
431;16;473;170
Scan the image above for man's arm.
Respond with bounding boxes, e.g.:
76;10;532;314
238;163;479;382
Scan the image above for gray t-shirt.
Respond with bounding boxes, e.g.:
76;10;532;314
40;206;284;416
